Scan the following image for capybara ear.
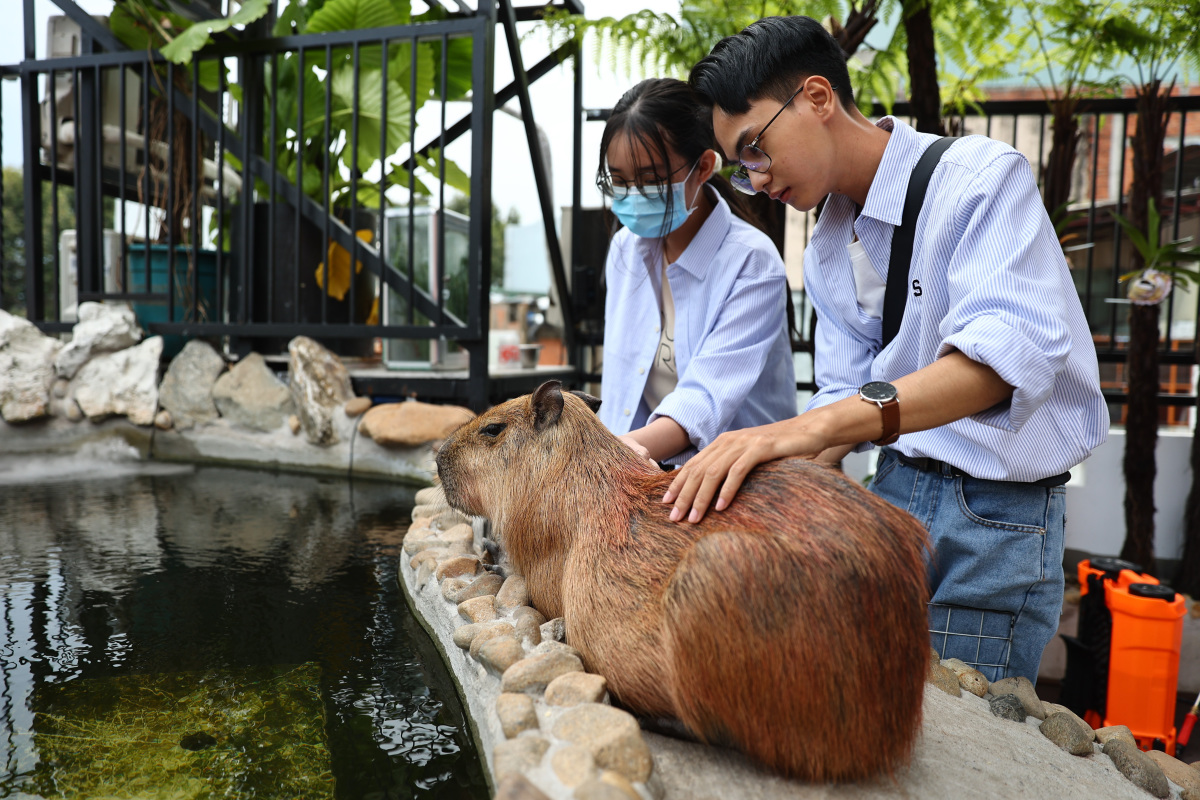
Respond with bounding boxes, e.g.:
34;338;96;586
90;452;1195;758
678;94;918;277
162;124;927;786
531;380;565;431
569;390;601;415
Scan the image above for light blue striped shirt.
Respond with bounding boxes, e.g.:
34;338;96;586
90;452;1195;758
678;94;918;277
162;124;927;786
600;186;797;462
804;117;1108;481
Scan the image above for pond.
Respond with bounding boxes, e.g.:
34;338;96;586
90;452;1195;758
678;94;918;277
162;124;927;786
0;444;488;800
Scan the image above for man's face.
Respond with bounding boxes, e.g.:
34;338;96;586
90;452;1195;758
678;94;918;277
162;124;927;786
712;80;834;212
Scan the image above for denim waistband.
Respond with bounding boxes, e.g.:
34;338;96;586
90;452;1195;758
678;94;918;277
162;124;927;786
889;449;1071;488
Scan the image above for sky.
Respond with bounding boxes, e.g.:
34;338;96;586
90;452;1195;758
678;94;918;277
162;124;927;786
0;0;681;228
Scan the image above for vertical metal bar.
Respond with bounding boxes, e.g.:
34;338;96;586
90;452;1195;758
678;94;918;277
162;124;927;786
118;67;127;291
1171;108;1185;240
350;41;361;330
49;69;61;316
75;64;100;303
1084;113;1101;340
467;7;496;411
268;51;278;323
20;56;44;320
167;61;176;322
570;38;582;369
1109;112;1129;350
322;45;332;326
216;60;226;321
93;65;102;294
295;48;305;323
986;113;992;140
142;61;151;295
191;58;201;323
407;37;416;325
437;33;448;327
1011;114;1018;150
378;36;388;337
1036;112;1046;194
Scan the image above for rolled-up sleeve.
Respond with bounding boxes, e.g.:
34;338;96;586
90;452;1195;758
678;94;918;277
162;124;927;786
649;253;787;450
937;153;1072;432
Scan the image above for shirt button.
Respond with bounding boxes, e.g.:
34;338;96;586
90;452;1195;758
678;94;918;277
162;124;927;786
638;367;645;375
654;326;660;333
623;408;631;416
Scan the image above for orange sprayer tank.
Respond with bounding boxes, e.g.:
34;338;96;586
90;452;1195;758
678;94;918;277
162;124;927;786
1102;579;1186;756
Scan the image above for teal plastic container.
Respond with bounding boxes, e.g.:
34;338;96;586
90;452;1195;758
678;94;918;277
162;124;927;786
125;244;219;358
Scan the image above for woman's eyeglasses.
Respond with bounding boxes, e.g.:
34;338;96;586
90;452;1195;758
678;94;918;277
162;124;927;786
597;160;692;200
730;84;815;196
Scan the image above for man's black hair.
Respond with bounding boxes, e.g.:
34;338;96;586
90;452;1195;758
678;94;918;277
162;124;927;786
689;16;855;115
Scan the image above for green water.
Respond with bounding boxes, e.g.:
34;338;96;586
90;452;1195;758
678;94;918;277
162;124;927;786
0;454;487;799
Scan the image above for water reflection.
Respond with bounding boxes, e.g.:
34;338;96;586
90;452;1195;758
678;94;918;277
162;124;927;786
0;461;487;799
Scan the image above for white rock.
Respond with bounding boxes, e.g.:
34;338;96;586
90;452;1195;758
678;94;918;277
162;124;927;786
72;336;163;425
158;340;226;429
287;336;354;445
54;302;142;379
0;311;63;422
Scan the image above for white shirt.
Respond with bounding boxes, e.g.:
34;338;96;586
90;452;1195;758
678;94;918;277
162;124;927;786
600;187;797;462
643;254;679;410
803;117;1109;481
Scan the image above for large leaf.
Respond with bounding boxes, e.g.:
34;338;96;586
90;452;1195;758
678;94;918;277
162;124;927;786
160;0;272;64
430;36;474;102
274;0;308;36
306;0;407;35
413;148;470;195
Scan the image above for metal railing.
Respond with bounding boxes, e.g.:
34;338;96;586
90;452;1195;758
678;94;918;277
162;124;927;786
2;0;585;410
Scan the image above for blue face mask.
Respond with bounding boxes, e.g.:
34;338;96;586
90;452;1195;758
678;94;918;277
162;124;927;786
609;162;700;238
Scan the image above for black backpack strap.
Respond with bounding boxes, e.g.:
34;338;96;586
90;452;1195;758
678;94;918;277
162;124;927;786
881;136;957;350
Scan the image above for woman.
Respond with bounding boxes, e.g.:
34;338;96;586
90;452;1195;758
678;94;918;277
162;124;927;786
597;77;796;464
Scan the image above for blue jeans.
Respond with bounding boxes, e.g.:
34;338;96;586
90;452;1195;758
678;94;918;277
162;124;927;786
869;447;1066;683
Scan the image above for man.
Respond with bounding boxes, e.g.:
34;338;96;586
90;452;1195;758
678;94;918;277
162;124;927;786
664;15;1108;682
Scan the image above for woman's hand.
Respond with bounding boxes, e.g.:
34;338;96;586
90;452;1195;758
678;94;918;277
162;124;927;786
662;415;829;523
618;433;655;462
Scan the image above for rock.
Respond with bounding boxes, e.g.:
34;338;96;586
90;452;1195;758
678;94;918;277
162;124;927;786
988;694;1026;723
552;703;653;783
415;485;446;505
1043;703;1095;742
540;617;565;643
496;575;531;610
534;640;583;661
477;636;526;675
288;414;301;434
453;622;488;650
501;650;585;694
513;606;548;629
157;339;225;429
1144;750;1200;793
573;776;640;800
493;736;550;782
72;336;163;425
65;400;83;422
514;614;542;648
212;353;293;432
458;595;498;623
551;743;597;787
287;336;354;445
344;396;372;417
1096;725;1137;747
494;773;552;800
469;623;519;659
926;662;961;697
1040;712;1094;755
358;400;475;447
957;668;989;697
990;677;1046;720
545;672;608;706
495;693;539;739
450;573;504;604
154;409;173;430
52;378;69;398
439;576;468;600
1102;740;1169;798
430;509;469;530
416;560;434;589
1183;789;1200;800
434;555;480;582
54;301;142;379
0;311;63;422
440;523;475;546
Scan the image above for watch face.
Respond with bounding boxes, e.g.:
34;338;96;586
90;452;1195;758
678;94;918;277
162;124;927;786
860;381;898;403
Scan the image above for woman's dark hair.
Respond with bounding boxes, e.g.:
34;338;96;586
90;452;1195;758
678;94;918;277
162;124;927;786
597;77;768;239
689;16;854;114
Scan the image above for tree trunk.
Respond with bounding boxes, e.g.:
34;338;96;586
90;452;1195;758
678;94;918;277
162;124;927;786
831;0;880;57
1042;97;1081;223
1121;80;1170;574
903;0;944;136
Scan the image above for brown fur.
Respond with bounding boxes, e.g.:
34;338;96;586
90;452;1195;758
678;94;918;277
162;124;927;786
435;381;931;783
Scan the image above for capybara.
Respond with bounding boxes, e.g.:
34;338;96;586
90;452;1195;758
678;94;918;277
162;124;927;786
435;380;931;782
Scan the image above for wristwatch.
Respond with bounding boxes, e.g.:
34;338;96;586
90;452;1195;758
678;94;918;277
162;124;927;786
859;381;900;446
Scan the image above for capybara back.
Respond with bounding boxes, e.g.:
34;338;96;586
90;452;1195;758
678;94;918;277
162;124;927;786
435;381;931;782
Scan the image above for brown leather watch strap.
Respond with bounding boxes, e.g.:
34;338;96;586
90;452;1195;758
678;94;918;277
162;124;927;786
873;397;900;446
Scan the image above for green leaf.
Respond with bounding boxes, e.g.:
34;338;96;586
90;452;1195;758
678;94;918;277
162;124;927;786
430;36;474;102
274;0;308;36
413;148;470;195
159;0;271;64
306;0;406;35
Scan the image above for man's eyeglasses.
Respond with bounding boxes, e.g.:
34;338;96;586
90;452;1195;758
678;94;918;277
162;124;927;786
730;84;817;196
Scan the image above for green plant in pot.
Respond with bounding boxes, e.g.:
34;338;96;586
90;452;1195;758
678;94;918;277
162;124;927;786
254;0;472;357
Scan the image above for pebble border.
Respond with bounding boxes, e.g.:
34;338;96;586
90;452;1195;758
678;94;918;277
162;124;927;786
926;650;1200;798
397;485;659;800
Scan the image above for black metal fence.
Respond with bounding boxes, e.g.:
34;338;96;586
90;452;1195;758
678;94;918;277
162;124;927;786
2;0;584;410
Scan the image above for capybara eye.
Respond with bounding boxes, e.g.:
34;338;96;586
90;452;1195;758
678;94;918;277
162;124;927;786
480;423;507;438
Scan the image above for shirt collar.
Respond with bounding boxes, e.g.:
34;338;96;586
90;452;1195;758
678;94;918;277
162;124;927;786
858;116;931;228
634;184;733;278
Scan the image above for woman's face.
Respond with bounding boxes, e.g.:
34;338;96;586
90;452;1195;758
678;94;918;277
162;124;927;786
604;132;698;198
